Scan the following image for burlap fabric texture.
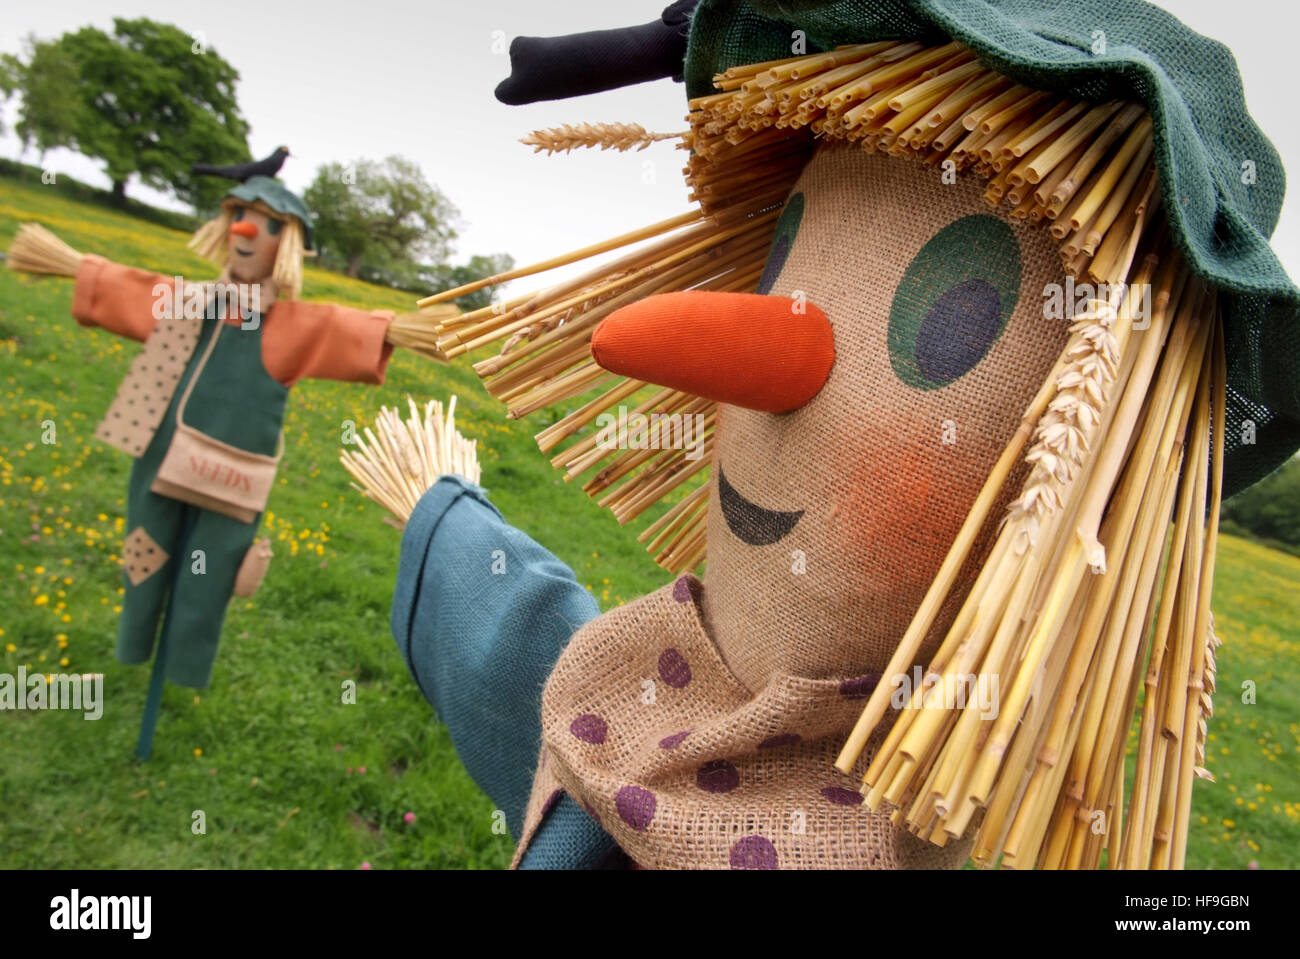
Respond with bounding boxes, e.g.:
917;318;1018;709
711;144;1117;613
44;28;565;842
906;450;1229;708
702;142;1069;690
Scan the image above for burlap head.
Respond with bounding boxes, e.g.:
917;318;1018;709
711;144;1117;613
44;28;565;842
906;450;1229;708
702;141;1070;690
515;142;1073;868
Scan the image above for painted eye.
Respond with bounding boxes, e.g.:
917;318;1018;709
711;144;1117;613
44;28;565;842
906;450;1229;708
266;218;283;237
888;214;1022;390
756;192;805;295
231;207;245;222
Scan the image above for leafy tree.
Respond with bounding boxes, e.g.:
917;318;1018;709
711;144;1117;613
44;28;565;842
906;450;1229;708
304;156;458;280
13;18;250;208
423;253;516;312
10;40;81;150
1220;453;1300;553
0;52;20;134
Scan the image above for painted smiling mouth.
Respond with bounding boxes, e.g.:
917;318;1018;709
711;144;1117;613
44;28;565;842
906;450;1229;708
717;464;804;546
234;248;253;257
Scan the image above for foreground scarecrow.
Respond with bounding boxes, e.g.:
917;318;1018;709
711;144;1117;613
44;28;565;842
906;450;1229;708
7;165;442;756
390;0;1299;868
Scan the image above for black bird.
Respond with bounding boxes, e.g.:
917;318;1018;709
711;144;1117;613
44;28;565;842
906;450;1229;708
192;146;290;182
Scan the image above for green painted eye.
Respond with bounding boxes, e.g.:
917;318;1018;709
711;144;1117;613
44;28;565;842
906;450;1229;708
266;217;283;237
231;207;245;222
887;214;1022;390
756;192;805;295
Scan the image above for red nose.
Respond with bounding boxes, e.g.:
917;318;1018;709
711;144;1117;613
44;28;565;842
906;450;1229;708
591;290;836;413
230;221;258;239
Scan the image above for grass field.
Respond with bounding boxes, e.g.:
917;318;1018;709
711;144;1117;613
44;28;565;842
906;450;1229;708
1;176;1297;869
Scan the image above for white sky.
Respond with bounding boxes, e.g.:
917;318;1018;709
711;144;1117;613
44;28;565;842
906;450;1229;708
2;0;1298;296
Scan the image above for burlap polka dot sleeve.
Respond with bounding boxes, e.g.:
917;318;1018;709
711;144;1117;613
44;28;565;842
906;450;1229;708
71;255;169;343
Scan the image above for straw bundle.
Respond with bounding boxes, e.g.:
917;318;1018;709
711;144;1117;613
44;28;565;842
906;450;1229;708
339;395;481;528
384;307;460;360
5;223;85;277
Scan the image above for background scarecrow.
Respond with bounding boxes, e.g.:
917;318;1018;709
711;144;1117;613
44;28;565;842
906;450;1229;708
6;156;442;757
385;0;1298;869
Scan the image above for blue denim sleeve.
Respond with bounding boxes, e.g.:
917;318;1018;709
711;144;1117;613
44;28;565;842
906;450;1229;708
390;475;602;843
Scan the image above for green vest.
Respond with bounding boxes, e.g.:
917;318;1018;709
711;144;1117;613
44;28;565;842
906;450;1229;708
180;314;288;458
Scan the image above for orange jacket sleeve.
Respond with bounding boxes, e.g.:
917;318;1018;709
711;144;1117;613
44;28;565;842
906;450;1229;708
70;255;172;343
261;300;395;387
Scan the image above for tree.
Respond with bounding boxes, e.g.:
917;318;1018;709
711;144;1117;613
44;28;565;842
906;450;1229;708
10;40;80;150
14;18;250;208
304;156;458;280
423;253;516;312
0;52;20;134
1220;453;1300;552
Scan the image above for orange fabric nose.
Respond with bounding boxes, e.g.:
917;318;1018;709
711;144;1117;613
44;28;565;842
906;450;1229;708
230;221;258;239
591;290;835;413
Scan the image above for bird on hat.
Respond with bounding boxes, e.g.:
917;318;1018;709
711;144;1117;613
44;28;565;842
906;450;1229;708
192;145;291;182
387;0;1298;869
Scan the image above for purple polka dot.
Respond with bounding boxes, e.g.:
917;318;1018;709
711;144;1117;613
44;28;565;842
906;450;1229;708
658;647;692;688
696;759;740;794
757;732;802;749
839;674;880;699
570;713;608;744
729;835;778;870
658;730;691;749
820;786;864;806
615;786;657;830
540;789;563;819
672;576;692;602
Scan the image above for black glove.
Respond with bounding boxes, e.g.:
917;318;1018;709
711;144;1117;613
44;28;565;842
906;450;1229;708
494;1;700;105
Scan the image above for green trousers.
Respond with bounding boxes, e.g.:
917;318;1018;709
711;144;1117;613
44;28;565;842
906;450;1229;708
117;431;262;689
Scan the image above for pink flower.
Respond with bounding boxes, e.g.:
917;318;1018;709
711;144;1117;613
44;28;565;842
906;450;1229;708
359;862;371;870
1248;860;1259;870
334;744;343;752
358;766;366;774
346;767;353;774
404;812;415;824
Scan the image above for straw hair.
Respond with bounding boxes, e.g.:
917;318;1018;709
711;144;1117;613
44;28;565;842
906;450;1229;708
414;40;1227;868
5;222;85;277
340;395;481;529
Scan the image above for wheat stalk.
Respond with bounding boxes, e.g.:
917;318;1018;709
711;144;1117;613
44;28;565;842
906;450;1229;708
520;122;686;155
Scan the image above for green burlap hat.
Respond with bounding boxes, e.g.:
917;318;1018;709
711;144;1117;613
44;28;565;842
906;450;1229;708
684;0;1300;498
224;175;315;249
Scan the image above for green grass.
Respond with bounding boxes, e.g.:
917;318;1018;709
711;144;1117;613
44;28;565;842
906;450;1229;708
0;176;1296;869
